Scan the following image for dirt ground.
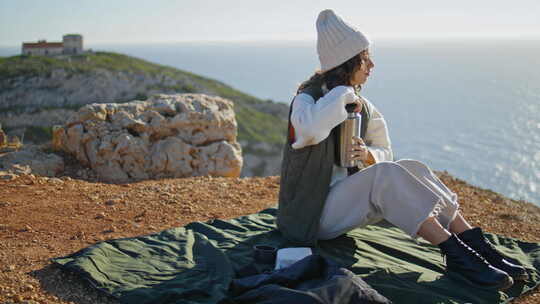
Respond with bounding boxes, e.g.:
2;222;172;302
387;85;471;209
0;169;539;303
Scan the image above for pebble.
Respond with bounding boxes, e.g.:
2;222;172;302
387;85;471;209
48;178;64;184
21;225;33;232
103;226;117;233
0;174;17;180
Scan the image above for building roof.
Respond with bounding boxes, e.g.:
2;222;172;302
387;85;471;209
22;42;63;49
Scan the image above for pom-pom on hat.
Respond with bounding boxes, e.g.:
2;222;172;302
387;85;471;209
316;9;370;72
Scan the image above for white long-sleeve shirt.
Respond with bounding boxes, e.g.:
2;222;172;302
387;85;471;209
290;84;393;186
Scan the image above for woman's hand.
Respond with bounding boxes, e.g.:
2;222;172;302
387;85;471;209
350;136;369;162
342;87;363;113
350;98;363;113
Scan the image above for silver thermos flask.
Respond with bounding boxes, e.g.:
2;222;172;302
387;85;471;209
339;103;362;168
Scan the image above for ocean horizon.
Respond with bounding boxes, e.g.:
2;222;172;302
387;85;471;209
1;38;539;205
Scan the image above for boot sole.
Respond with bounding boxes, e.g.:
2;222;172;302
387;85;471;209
447;271;514;291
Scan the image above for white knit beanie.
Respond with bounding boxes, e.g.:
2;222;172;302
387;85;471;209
316;9;370;72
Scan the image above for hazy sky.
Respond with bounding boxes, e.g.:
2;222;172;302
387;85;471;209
1;0;539;46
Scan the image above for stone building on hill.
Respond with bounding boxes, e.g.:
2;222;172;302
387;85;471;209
21;34;84;56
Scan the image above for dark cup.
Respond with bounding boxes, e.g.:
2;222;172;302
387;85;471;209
253;245;277;264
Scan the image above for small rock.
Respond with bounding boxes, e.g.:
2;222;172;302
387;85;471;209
75;231;86;239
21;225;33;232
105;199;117;206
135;211;147;218
0;173;17;180
0;201;11;207
48;177;64;184
103;226;117;233
95;212;106;219
9;163;31;174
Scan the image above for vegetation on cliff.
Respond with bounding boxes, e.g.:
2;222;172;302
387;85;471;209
0;52;288;146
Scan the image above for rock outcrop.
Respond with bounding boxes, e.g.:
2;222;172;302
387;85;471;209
0;145;64;177
240;141;283;176
0;53;289;177
1;108;78;129
52;94;243;182
0;67;205;112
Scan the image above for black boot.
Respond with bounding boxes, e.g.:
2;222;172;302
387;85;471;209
438;234;513;290
458;227;529;281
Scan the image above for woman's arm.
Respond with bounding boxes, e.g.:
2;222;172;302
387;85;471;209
290;86;359;149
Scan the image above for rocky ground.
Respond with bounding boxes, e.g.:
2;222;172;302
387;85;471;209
0;164;539;303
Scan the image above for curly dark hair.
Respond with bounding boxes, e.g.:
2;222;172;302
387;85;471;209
296;52;364;94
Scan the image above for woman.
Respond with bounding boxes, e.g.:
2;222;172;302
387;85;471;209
276;9;527;290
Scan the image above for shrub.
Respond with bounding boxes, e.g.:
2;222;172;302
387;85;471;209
24;126;53;144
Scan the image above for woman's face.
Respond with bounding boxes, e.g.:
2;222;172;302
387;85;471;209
350;50;374;86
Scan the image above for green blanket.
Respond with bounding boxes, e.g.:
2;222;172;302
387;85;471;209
53;207;540;304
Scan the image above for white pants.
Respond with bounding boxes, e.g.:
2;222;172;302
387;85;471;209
318;159;459;240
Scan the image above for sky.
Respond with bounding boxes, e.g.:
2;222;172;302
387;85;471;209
1;0;539;46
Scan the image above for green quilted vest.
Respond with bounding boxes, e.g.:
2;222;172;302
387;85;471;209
277;79;371;246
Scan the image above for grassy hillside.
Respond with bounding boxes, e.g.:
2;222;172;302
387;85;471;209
0;52;288;146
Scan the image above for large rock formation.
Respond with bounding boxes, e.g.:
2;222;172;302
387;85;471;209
52;94;243;182
1;53;290;177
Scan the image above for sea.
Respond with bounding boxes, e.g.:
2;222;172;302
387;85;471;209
1;38;539;205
